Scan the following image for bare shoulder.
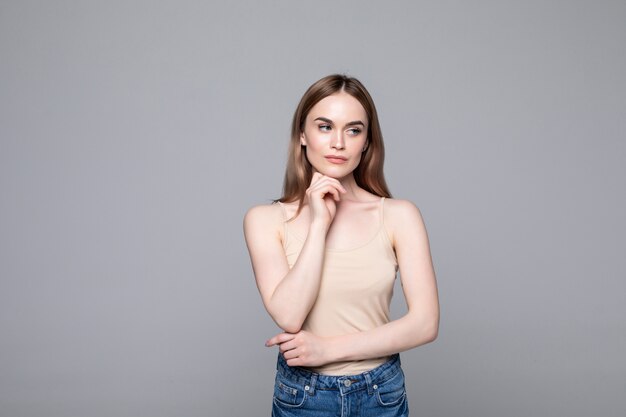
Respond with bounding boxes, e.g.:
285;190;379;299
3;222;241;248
244;202;283;223
383;198;427;245
383;198;423;222
243;202;284;239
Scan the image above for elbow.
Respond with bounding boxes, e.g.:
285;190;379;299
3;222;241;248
413;315;438;345
426;325;438;343
275;317;303;334
416;326;437;346
280;322;303;334
269;309;304;334
265;298;307;334
424;318;439;343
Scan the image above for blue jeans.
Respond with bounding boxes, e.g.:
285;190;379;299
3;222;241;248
272;353;409;416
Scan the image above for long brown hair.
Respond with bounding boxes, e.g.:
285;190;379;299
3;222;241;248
275;74;392;220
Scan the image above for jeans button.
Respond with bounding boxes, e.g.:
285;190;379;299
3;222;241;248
343;380;352;387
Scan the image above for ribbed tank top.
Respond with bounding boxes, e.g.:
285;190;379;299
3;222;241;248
277;197;399;375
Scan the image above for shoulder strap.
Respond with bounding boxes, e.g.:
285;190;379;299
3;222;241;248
276;201;289;248
379;196;398;265
276;201;288;221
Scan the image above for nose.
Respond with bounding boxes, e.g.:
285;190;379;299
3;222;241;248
331;131;345;150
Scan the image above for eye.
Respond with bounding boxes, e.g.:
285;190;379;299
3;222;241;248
319;124;332;132
347;128;362;135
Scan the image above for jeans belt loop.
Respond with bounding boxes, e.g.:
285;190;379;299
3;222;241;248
364;372;374;395
308;373;317;396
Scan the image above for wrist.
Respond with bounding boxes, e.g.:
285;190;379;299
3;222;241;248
309;220;330;235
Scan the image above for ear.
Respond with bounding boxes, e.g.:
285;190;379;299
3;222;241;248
300;132;307;146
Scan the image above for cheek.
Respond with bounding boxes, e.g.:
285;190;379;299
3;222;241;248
306;137;327;153
349;139;367;154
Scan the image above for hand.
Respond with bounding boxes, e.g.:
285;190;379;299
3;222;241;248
265;330;331;367
306;172;347;228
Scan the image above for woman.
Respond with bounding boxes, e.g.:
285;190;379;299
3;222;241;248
243;74;439;416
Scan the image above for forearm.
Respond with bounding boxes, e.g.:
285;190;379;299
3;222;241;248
327;312;439;362
268;222;328;333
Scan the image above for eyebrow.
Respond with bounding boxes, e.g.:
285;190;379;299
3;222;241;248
313;117;365;127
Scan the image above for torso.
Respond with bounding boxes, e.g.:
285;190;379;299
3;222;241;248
277;195;393;251
276;195;400;375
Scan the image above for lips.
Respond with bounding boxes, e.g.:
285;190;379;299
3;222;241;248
325;155;347;163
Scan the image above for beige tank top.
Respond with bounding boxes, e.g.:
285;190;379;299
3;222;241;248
277;197;399;375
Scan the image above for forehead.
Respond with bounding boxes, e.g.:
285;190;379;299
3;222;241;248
307;92;367;122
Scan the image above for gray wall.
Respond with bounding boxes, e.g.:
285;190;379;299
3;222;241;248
1;1;624;416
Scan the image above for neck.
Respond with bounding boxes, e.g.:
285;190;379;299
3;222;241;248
310;169;364;201
337;174;361;200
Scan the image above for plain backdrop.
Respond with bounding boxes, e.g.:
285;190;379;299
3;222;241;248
1;1;625;416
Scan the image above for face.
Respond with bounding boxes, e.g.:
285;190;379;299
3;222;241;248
300;92;369;179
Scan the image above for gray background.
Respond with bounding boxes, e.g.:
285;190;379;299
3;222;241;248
1;1;624;416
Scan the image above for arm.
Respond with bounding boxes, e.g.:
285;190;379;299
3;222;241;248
243;204;329;333
327;199;440;361
243;172;347;333
267;199;439;366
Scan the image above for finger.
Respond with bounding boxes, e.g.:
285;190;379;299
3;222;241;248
283;347;300;360
265;332;296;347
286;356;304;367
311;175;336;188
278;340;297;353
312;187;336;201
329;178;347;193
265;336;281;347
310;172;322;183
316;177;346;195
318;186;339;202
328;189;339;201
310;182;340;199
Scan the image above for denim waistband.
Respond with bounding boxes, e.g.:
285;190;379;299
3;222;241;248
275;353;402;396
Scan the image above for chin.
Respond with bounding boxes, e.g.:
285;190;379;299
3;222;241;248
317;168;354;180
310;158;358;179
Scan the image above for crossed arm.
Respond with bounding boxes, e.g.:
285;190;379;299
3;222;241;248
244;199;439;367
243;203;330;333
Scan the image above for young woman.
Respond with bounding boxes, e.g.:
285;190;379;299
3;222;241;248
243;74;440;416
